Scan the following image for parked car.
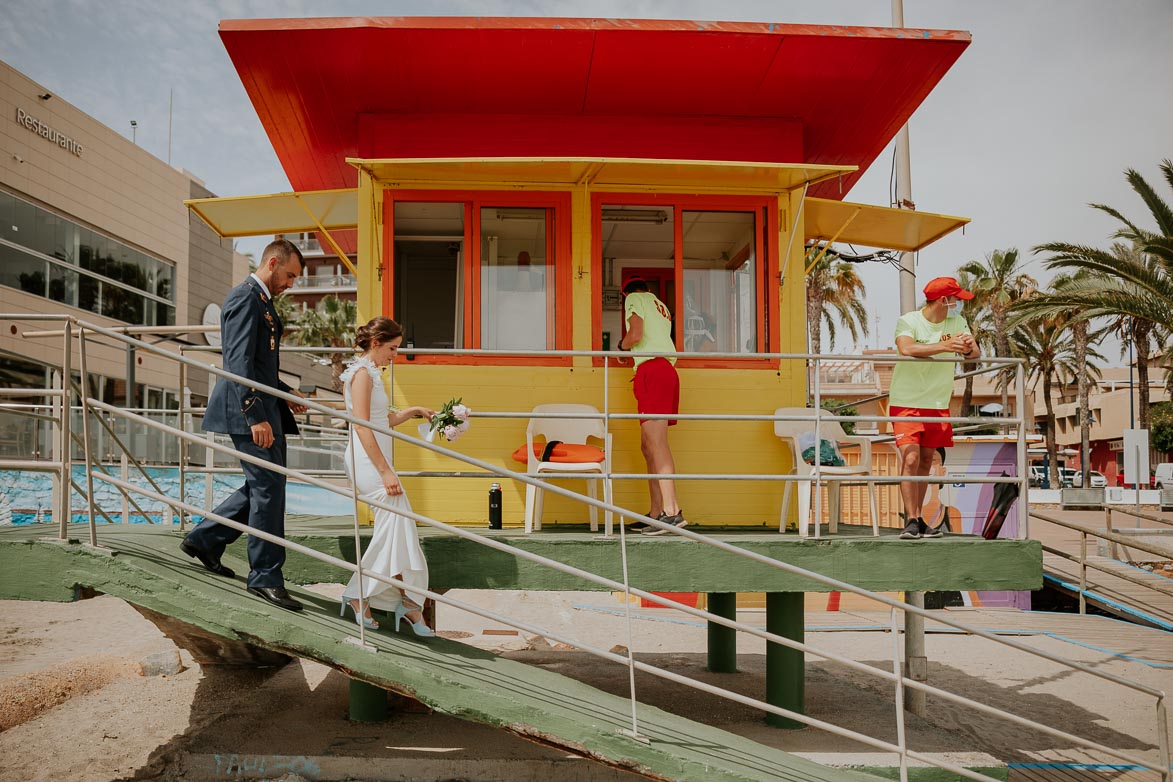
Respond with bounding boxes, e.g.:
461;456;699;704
1156;463;1173;489
1029;465;1046;487
1072;470;1107;488
1058;467;1078;488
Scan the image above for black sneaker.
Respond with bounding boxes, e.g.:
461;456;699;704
642;511;687;536
899;518;922;539
626;513;656;534
921;519;943;538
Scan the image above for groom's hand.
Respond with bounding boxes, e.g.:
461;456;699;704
287;389;308;415
251;421;275;448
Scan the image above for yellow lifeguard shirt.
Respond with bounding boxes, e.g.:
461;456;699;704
624;292;676;369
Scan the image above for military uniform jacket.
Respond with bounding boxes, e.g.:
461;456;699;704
202;278;299;438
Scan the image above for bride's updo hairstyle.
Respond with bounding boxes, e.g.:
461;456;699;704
355;317;404;351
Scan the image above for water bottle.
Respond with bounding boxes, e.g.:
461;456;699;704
488;483;502;529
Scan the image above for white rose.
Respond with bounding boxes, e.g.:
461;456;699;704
443;424;460;441
457;420;471;433
452;404;470;419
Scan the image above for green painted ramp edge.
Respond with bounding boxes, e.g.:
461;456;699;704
0;526;886;782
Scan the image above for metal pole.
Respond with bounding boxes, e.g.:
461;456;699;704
121;454;130;523
57;322;72;538
1078;532;1087;615
1015;362;1029;539
177;361;187;529
77;330;98;547
903;591;926;716
126;342;136;409
813;354;823;538
890;607;910;782
892;0;916;316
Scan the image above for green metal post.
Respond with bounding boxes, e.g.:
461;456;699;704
765;591;804;729
706;592;738;673
348;679;388;722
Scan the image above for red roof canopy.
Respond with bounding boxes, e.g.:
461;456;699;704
220;17;969;199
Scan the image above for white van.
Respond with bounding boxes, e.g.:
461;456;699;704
1156;463;1173;489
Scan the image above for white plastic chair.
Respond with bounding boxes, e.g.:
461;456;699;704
774;407;880;537
523;404;613;535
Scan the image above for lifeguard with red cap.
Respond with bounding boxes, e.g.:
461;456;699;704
890;275;980;539
618;273;686;535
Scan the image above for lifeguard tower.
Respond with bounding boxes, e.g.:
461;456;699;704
187;16;977;529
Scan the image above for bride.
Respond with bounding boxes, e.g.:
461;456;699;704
339;317;435;637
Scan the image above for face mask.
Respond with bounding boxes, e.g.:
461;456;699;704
946;301;963;316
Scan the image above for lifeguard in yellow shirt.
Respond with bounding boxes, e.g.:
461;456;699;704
618;275;685;535
891;276;980;539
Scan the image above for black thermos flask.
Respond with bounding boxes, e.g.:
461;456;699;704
488;483;502;529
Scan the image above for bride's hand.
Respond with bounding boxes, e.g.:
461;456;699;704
379;468;403;496
414;407;435;422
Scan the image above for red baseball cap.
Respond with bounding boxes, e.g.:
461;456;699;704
923;276;974;301
620;273;646;292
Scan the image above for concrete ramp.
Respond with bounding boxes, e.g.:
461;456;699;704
0;525;882;782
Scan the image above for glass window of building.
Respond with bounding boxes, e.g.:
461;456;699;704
479;207;554;351
0;189;176;326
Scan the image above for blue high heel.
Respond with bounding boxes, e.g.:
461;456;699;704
341;598;379;630
394;599;435;638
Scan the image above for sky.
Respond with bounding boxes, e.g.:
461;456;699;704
3;1;1171;361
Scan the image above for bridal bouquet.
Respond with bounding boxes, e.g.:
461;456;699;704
421;397;472;443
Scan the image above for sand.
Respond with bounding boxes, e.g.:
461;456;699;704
1;588;1170;782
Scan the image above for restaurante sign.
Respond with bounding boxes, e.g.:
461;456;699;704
16;107;83;157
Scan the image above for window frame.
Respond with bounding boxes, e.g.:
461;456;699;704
590;192;779;370
382;189;573;366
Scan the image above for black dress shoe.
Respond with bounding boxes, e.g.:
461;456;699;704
180;538;236;579
247;586;304;612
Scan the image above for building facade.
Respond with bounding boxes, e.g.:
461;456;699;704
0;59;238;458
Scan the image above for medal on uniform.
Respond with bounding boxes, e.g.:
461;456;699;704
270;335;276;350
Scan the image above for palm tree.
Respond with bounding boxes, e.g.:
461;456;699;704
959;249;1039;366
1010;314;1105;489
273;290;299;327
291;295;358;391
959;249;1037;431
1032;160;1173;399
804;243;869;354
1102;244;1164;430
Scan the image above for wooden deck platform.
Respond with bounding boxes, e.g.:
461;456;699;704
1030;512;1173;632
0;522;884;782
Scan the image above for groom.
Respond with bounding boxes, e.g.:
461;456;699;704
181;239;308;611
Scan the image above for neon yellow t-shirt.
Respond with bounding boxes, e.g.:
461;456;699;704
624;291;676;369
889;310;971;410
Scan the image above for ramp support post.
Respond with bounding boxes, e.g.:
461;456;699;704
904;591;927;716
349;679;388;722
706;592;738;673
765;591;804;729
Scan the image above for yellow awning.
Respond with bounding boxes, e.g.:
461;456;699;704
804;198;969;252
347;157;856;193
184;188;358;238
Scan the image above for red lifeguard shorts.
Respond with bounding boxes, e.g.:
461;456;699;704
633;357;679;426
891;406;953;448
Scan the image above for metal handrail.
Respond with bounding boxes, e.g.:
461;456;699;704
3;312;1165;780
1109;506;1173;529
1033;508;1173;619
88;400;1169;779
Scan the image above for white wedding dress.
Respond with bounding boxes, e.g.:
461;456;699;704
339;357;429;610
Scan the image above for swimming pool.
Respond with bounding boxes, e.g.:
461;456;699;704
0;466;354;524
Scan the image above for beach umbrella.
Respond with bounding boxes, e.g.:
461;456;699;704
980;472;1020;540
